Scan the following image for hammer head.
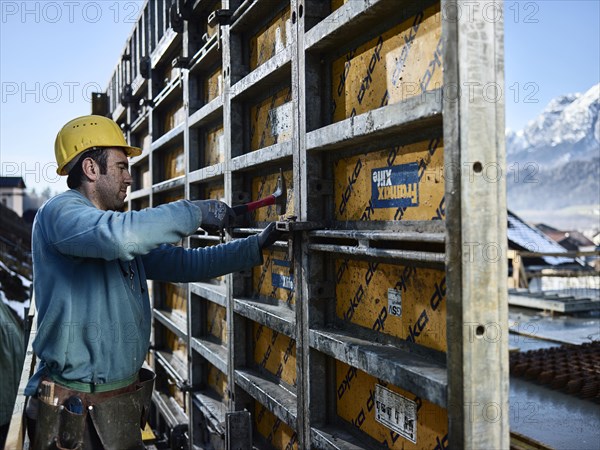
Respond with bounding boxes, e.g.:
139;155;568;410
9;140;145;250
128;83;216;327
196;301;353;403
273;168;287;216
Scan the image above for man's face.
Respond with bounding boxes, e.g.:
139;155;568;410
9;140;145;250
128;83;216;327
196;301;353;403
95;148;132;211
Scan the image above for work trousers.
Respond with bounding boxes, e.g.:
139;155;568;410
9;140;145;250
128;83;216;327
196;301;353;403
26;368;155;450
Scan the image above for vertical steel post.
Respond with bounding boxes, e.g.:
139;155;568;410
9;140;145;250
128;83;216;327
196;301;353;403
443;1;509;448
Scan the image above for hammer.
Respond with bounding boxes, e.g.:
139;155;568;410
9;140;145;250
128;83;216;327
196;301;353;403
232;169;287;217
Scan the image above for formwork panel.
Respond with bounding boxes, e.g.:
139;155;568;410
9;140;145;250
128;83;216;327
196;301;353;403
165;283;187;319
253;249;296;305
251;169;294;221
160;66;182;89
205;124;225;167
161;145;186;180
255;402;298;450
133;160;150;190
168;382;186;411
155;191;185;205
132;198;150;210
254;322;297;387
336;360;448;449
205;67;223;104
208;363;228;399
333;138;444;222
207;302;227;344
331;4;442;123
206;1;223;39
162;101;186;133
249;6;292;71
205;185;225;201
335;259;447;352
160;327;188;410
250;87;293;151
164;326;188;365
330;0;346;12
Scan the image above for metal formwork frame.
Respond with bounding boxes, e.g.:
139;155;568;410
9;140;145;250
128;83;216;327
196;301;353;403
102;1;508;448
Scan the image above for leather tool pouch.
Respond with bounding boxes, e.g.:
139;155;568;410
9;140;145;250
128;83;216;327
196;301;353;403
32;400;62;450
89;368;155;450
56;407;85;449
32;399;86;450
138;367;155;429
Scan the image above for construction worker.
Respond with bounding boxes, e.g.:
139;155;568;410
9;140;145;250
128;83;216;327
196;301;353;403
25;115;279;449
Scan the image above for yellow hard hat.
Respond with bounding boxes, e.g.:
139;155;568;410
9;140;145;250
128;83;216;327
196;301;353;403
54;115;141;175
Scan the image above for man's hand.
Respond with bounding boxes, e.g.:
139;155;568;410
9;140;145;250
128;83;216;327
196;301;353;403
257;222;283;249
192;200;236;231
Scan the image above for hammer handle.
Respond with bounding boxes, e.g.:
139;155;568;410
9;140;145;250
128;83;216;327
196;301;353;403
233;195;276;216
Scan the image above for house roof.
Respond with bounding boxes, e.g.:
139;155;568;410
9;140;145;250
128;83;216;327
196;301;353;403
0;177;26;189
536;227;596;248
507;210;574;265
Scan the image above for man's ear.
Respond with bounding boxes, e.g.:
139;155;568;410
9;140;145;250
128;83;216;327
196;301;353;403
81;157;99;181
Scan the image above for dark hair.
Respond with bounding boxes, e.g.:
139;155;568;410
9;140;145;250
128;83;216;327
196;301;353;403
66;148;109;189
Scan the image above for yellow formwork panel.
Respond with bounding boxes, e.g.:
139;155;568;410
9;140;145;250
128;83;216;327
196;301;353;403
336;361;448;449
207;302;227;344
165;283;187;319
135;161;150;190
207;363;228;399
253;322;296;387
162;327;187;409
253;249;295;305
255;402;298;450
159;192;185;206
141;133;151;151
331;0;347;12
249;6;291;70
164;327;188;364
164;101;186;132
135;198;150;210
162;66;182;87
206;1;222;38
204;67;223;104
251;169;294;221
162;146;185;180
204;124;225;167
334;138;445;222
205;185;225;201
249;87;292;151
331;4;442;123
335;259;446;352
168;384;186;410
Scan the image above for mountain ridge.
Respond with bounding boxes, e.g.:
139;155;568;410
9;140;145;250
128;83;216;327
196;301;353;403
506;84;599;230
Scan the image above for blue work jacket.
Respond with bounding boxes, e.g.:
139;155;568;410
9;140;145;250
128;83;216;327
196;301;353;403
25;190;261;395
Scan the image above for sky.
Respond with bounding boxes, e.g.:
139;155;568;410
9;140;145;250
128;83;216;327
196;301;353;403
0;0;599;195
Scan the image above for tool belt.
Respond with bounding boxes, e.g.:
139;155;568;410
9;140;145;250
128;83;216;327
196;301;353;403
31;368;155;450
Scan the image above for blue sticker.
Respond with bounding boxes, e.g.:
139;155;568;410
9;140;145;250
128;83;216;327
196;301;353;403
271;273;294;291
371;163;419;208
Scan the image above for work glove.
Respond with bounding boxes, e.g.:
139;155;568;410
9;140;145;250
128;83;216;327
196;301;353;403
192;200;236;232
257;222;283;249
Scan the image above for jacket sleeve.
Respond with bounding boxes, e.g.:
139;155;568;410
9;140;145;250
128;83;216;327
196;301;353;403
141;235;263;282
39;193;202;261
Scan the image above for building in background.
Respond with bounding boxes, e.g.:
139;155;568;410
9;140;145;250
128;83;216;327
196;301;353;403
0;177;26;217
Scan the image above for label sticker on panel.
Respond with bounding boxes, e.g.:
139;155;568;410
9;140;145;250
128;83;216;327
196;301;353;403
388;288;402;317
375;384;417;443
271;259;294;291
371;163;419;208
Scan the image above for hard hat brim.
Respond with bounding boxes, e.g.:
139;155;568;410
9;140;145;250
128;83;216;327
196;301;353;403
123;145;142;158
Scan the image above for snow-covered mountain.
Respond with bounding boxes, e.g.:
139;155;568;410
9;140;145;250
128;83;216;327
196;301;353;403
506;84;599;167
506;84;599;230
